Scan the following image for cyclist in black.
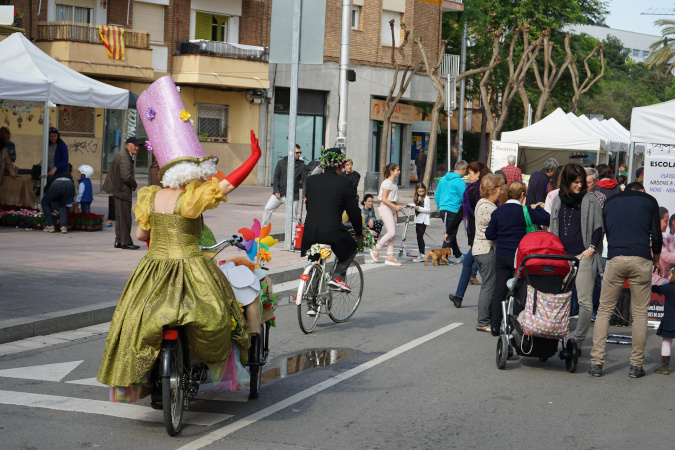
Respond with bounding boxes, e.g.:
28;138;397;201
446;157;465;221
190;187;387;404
301;148;364;303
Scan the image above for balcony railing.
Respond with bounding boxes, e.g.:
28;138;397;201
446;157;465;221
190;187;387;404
176;40;268;62
37;21;150;49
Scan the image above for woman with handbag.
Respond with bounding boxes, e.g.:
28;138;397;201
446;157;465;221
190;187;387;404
549;163;603;356
485;182;550;336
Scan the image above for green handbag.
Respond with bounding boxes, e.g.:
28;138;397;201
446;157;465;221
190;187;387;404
523;205;540;234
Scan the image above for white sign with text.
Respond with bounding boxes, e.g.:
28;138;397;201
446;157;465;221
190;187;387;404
490;141;519;173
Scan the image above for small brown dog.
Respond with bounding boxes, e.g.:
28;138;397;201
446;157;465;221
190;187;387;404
424;248;453;266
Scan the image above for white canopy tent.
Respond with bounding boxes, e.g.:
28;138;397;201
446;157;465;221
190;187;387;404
500;108;606;173
566;112;613;154
0;33;130;198
629;99;675;182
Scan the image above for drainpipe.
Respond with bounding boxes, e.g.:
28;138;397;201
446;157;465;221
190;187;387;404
336;0;352;149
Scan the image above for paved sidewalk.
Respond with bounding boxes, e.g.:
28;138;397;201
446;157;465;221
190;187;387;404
1;178;441;343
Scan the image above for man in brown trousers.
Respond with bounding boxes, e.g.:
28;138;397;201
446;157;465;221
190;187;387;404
103;137;140;249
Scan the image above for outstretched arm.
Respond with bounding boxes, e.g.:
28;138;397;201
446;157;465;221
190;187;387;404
220;130;262;195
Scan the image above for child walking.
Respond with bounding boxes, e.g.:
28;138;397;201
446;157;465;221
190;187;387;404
652;267;675;375
412;183;431;262
77;165;94;212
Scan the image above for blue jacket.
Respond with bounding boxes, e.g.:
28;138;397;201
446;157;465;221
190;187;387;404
485;202;550;257
435;172;465;213
78;177;93;203
53;141;69;176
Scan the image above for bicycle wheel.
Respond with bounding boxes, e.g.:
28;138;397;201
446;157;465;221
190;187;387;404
328;260;363;323
297;264;322;334
162;335;187;436
249;326;264;399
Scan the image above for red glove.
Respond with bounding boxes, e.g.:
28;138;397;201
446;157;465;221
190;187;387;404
225;130;262;188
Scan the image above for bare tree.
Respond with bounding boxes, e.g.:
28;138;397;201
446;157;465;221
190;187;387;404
566;39;605;114
532;31;573;122
479;25;544;163
378;21;423;181
414;35;501;187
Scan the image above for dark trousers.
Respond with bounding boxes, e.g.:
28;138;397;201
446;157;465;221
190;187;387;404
440;210;462;258
114;196;133;246
490;253;516;331
41;179;75;229
415;223;427;255
333;248;357;281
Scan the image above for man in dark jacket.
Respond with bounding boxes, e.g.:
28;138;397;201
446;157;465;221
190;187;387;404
525;157;558;206
594;164;622;199
102;137;140;249
262;144;306;226
301;148;364;303
589;182;663;378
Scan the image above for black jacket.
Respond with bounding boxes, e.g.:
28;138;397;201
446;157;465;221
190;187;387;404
301;171;363;260
273;156;306;200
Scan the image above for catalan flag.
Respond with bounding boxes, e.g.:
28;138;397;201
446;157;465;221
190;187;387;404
98;25;125;60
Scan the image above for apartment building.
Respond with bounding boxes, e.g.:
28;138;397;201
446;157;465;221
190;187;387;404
1;0;268;184
267;0;459;188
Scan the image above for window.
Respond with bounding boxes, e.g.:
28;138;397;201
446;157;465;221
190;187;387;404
643;50;650;58
381;10;401;47
197;104;229;142
55;4;92;23
195;12;229;42
351;6;361;30
133;1;164;43
631;48;639;57
57;105;95;135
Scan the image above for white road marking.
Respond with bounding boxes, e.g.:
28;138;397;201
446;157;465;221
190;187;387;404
65;377;107;387
0;360;83;382
0;390;233;426
179;322;464;450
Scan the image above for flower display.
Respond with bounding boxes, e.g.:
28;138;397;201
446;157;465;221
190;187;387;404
145;107;155;121
179;109;191;122
308;244;332;260
257;248;272;263
318;147;346;171
238;218;278;265
349;227;376;253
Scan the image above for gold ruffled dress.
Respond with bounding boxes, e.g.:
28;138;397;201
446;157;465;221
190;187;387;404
97;179;249;399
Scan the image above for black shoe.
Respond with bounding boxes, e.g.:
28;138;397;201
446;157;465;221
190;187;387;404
629;365;645;378
490;328;500;337
588;363;603;377
449;294;463;308
122;244;140;250
114;241;121;248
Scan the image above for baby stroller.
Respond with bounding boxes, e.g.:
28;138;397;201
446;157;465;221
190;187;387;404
496;231;580;372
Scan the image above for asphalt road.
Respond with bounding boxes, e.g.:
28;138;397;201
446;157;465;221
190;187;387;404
0;259;672;449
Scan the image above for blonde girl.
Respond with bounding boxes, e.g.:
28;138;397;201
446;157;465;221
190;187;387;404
371;163;403;266
412;183;431;262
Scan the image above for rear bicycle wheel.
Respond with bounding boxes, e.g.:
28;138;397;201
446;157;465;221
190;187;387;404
297;265;322;334
328;260;364;323
162;335;187;436
248;326;264;399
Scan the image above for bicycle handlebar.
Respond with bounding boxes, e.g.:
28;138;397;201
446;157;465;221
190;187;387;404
199;235;245;252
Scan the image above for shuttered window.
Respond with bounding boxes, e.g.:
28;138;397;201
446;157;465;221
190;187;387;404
133;1;164;43
195;11;229;42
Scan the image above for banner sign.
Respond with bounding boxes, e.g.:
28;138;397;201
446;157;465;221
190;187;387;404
370;99;415;124
644;147;675;324
489;141;519;173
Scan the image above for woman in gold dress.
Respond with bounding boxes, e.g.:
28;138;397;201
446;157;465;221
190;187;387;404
97;76;261;401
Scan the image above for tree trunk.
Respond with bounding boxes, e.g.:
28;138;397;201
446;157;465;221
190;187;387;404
422;92;444;188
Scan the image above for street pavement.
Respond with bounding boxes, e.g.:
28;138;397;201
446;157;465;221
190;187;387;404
0;178;435;344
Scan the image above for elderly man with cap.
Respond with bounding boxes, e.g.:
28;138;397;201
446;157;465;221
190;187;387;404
103;137;140;249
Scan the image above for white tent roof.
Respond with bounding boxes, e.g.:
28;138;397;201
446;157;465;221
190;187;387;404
567;112;613;152
589;118;629;152
603;118;629;140
501;108;604;152
0;33;129;109
630;99;675;145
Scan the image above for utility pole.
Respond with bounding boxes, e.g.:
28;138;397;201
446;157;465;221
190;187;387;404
457;22;467;162
336;0;352;148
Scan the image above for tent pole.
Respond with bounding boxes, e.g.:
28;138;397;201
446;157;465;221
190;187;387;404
628;142;635;184
40;101;50;207
596;148;600;168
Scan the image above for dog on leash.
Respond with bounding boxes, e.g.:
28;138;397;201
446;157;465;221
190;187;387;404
424;248;453;266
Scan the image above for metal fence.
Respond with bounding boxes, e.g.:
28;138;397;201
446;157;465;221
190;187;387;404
37;21;150;49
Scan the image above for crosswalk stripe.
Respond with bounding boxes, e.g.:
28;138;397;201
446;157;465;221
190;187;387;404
0;361;83;382
0;390;233;426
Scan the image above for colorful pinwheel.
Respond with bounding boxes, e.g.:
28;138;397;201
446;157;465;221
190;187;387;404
238;219;278;263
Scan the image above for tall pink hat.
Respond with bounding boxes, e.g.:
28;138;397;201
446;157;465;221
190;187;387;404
137;76;218;181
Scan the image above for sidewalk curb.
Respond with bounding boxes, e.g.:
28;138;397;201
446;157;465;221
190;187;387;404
0;255;365;345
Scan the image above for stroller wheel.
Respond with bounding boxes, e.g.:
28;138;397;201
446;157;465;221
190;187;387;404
496;334;509;370
565;339;578;373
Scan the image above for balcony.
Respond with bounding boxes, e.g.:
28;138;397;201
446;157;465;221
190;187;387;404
36;21;154;80
172;40;270;89
442;0;464;12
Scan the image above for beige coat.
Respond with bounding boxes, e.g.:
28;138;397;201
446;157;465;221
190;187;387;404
102;149;137;201
473;198;497;256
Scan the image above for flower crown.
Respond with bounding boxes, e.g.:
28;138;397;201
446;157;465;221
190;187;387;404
319;147;346;170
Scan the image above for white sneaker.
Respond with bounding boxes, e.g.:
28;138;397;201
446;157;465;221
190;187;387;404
413;255;426;263
370;248;380;263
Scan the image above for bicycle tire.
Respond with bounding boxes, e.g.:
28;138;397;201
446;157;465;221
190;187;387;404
249;325;264;399
297;264;322;333
162;336;186;436
328;260;364;323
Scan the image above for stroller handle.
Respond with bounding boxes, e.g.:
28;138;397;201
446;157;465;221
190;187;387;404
509;254;580;296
